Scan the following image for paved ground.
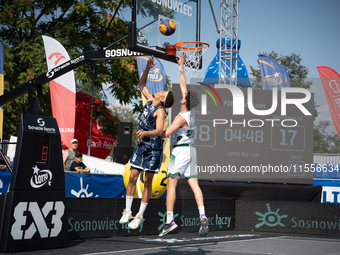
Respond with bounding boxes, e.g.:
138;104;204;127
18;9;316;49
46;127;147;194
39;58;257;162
7;230;340;255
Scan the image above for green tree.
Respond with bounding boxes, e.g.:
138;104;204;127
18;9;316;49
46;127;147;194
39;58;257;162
109;101;139;148
313;120;332;153
0;0;140;140
76;81;107;103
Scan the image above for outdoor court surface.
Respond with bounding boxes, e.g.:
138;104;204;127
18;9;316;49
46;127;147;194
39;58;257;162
6;230;340;255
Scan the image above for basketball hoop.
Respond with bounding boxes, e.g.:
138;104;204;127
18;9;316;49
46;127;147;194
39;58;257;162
167;41;210;78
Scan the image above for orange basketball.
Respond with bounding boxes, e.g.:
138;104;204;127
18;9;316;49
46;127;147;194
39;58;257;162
159;19;176;36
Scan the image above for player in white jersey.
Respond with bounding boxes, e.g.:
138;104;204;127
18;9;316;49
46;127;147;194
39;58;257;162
159;54;208;237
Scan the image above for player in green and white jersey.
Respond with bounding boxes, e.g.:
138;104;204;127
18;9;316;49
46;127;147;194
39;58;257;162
159;54;209;237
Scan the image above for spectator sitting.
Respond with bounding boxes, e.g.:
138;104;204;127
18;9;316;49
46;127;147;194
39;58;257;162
70;152;90;173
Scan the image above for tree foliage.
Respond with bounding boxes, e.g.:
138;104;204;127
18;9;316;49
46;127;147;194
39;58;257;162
109;101;139;147
0;0;140;140
313;120;340;153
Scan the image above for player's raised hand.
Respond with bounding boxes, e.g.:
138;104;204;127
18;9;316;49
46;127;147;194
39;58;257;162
177;53;186;67
146;55;157;69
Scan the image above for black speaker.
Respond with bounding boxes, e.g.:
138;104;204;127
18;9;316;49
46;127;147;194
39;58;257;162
117;122;133;147
113;146;134;164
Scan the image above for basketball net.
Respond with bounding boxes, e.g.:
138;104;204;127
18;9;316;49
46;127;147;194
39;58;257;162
175;41;209;78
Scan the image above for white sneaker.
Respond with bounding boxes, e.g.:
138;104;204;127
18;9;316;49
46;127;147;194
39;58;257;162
119;209;132;224
128;214;144;229
199;215;209;237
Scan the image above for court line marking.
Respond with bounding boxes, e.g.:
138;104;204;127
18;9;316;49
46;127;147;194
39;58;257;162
139;233;261;243
274;236;340;244
82;236;285;255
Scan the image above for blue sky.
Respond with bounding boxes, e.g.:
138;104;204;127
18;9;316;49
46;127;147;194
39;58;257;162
161;0;340;135
107;0;340;135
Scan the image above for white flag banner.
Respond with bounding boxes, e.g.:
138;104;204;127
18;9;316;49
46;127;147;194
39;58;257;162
42;35;76;149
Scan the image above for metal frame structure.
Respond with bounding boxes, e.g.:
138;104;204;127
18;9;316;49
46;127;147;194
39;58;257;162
218;0;240;86
0;49;143;113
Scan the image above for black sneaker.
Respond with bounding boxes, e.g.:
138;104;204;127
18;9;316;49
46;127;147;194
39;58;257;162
159;221;178;237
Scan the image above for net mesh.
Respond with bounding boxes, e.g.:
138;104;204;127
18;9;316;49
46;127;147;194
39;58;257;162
175;42;209;78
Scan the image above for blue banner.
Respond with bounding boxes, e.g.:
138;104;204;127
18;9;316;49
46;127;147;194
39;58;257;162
0;41;4;139
281;65;291;88
0;169;11;195
0;41;3;75
65;173;126;198
136;56;167;94
258;55;291;90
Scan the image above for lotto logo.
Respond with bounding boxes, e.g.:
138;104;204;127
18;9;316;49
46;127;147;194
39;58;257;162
11;201;64;240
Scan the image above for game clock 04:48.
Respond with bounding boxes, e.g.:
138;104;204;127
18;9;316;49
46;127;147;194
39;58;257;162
192;120;264;147
224;129;263;143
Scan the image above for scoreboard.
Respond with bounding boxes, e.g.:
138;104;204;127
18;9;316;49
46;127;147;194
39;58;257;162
171;84;314;184
9;114;65;190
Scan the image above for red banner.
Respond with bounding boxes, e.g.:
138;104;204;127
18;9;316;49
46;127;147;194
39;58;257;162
74;92;114;159
317;66;340;137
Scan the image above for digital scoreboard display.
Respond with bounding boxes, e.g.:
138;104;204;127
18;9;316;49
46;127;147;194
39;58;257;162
171;84;314;184
35;135;49;165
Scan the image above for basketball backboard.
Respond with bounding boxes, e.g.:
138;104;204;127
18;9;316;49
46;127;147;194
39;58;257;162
129;0;201;64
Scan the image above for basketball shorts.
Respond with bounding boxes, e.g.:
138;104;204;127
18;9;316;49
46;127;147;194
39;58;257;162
129;142;162;173
167;146;197;179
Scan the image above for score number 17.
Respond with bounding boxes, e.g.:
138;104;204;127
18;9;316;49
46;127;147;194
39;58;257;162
271;125;305;151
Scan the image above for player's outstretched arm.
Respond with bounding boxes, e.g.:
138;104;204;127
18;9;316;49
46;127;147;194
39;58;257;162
162;115;186;138
177;53;188;98
139;55;157;100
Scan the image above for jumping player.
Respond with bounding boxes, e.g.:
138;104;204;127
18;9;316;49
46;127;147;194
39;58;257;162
159;54;208;237
119;55;174;230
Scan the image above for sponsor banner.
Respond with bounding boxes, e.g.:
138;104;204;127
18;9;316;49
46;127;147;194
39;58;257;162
0;190;68;252
321;186;340;204
136;56;167;94
104;48;143;58
314;180;340;203
75;92;114;159
64;173;126;198
66;198;235;239
317;66;340;138
66;198;116;239
181;199;234;232
236;200;340;236
259;55;290;90
0;41;4;139
43;35;76;149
